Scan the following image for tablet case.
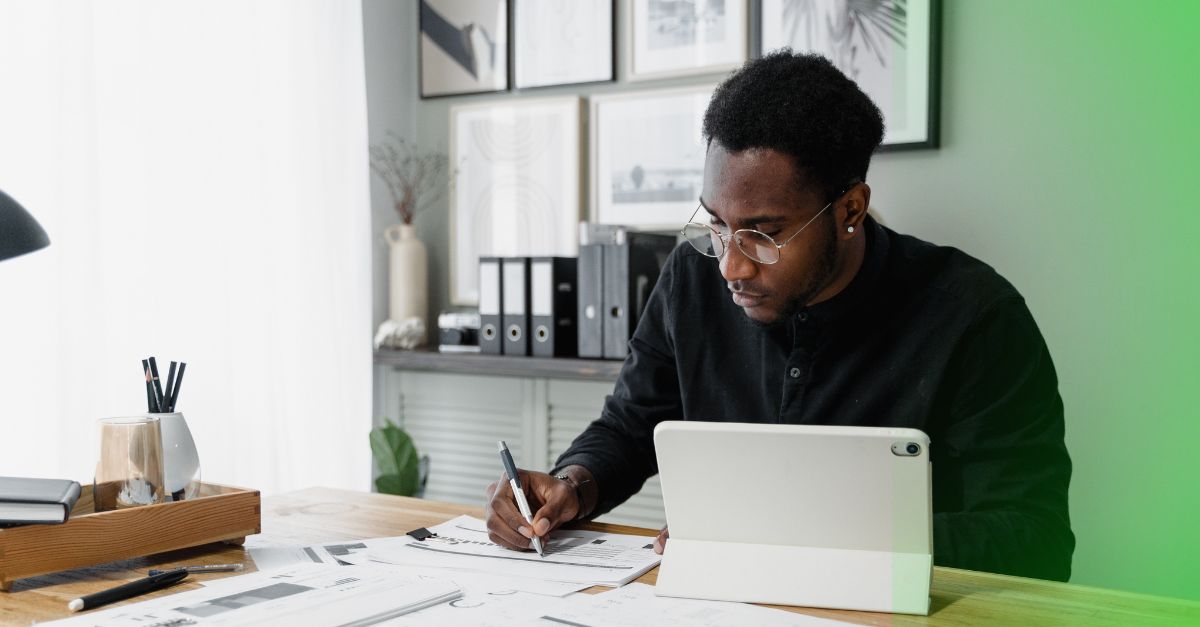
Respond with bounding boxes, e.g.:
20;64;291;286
652;422;933;615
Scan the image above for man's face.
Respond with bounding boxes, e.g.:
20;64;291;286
699;143;840;326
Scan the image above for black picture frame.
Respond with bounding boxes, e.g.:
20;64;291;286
419;0;511;100
753;0;942;151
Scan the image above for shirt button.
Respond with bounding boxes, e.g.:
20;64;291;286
789;367;802;379
797;312;809;322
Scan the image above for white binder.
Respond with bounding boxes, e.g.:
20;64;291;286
653;422;933;615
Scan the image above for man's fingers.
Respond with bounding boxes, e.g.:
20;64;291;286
530;477;577;537
484;478;533;550
652;526;669;555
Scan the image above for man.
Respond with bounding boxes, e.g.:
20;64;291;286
485;52;1074;581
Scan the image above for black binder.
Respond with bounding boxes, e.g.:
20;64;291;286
478;256;504;355
530;256;578;358
501;257;531;356
577;243;605;359
602;232;676;360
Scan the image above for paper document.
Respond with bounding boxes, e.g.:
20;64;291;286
369;515;660;587
248;538;378;571
537;582;854;627
43;563;461;627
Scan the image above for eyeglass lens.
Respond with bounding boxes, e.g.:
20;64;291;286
681;223;782;264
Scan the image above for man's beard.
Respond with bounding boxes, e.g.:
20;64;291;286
744;220;840;329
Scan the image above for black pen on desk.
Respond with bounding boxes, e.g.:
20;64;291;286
67;569;188;612
498;440;544;557
149;563;243;576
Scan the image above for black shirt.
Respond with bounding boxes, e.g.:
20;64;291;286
553;216;1074;581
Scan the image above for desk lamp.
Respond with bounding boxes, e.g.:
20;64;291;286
0;188;50;261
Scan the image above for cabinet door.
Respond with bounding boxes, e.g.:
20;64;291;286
548;380;666;529
397;372;527;506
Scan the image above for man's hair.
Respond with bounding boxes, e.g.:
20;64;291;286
703;50;885;201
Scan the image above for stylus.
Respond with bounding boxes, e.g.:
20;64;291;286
498;440;545;557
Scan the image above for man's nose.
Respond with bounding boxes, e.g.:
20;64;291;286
719;241;756;283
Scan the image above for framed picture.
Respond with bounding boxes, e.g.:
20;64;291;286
628;0;748;80
591;85;715;229
514;0;615;89
449;97;583;305
758;0;941;149
420;0;509;98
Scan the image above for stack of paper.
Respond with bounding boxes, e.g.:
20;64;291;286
44;563;461;626
367;515;662;587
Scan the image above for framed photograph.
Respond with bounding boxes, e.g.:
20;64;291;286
628;0;748;80
420;0;509;98
514;0;615;89
591;85;715;229
758;0;941;149
450;97;583;305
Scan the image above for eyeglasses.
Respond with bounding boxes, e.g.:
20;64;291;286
681;184;855;265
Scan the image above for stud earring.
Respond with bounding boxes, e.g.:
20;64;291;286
847;226;855;233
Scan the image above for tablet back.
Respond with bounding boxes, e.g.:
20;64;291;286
653;421;932;614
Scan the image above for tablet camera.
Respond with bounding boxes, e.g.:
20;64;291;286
892;441;922;457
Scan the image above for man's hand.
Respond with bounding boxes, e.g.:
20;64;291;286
652;525;669;555
484;470;578;551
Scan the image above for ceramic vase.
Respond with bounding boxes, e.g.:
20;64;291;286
159;412;201;501
385;223;428;346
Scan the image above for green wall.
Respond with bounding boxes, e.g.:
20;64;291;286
365;0;1200;600
870;0;1199;600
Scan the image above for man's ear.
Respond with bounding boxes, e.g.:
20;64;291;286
839;182;871;238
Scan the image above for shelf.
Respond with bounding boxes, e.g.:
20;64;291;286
374;348;623;382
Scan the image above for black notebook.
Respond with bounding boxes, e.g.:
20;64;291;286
0;476;82;526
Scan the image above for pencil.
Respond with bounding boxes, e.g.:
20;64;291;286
169;362;187;412
142;360;157;413
148;357;165;413
164;361;178;413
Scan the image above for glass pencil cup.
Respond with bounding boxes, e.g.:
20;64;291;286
94;415;166;511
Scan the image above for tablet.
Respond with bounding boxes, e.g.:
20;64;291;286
653;421;932;615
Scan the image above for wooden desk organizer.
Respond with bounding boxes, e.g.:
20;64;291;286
0;482;259;591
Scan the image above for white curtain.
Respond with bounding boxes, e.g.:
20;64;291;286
0;0;372;495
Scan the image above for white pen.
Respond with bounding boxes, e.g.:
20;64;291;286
498;440;545;557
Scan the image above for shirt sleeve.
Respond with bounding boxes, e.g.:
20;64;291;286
551;246;684;518
931;296;1075;581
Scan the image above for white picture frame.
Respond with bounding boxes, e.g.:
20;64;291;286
591;85;715;229
420;0;509;98
449;97;584;305
514;0;615;89
628;0;748;81
759;0;940;148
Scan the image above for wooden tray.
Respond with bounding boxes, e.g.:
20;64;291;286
0;482;259;591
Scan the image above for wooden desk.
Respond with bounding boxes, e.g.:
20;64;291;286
2;488;1196;626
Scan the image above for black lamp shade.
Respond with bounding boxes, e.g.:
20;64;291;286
0;189;50;262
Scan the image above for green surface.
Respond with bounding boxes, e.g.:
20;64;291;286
871;0;1200;600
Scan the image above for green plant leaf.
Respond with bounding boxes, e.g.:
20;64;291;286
370;419;422;496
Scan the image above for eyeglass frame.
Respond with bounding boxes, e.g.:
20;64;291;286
681;181;861;265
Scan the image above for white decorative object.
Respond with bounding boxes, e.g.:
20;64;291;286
628;0;747;81
514;0;613;89
591;85;715;229
450;97;583;305
386;224;428;346
375;318;427;350
159;412;201;501
760;0;938;148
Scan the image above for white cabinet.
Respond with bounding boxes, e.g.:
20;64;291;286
374;357;665;529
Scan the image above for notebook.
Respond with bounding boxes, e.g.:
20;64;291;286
0;476;82;526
